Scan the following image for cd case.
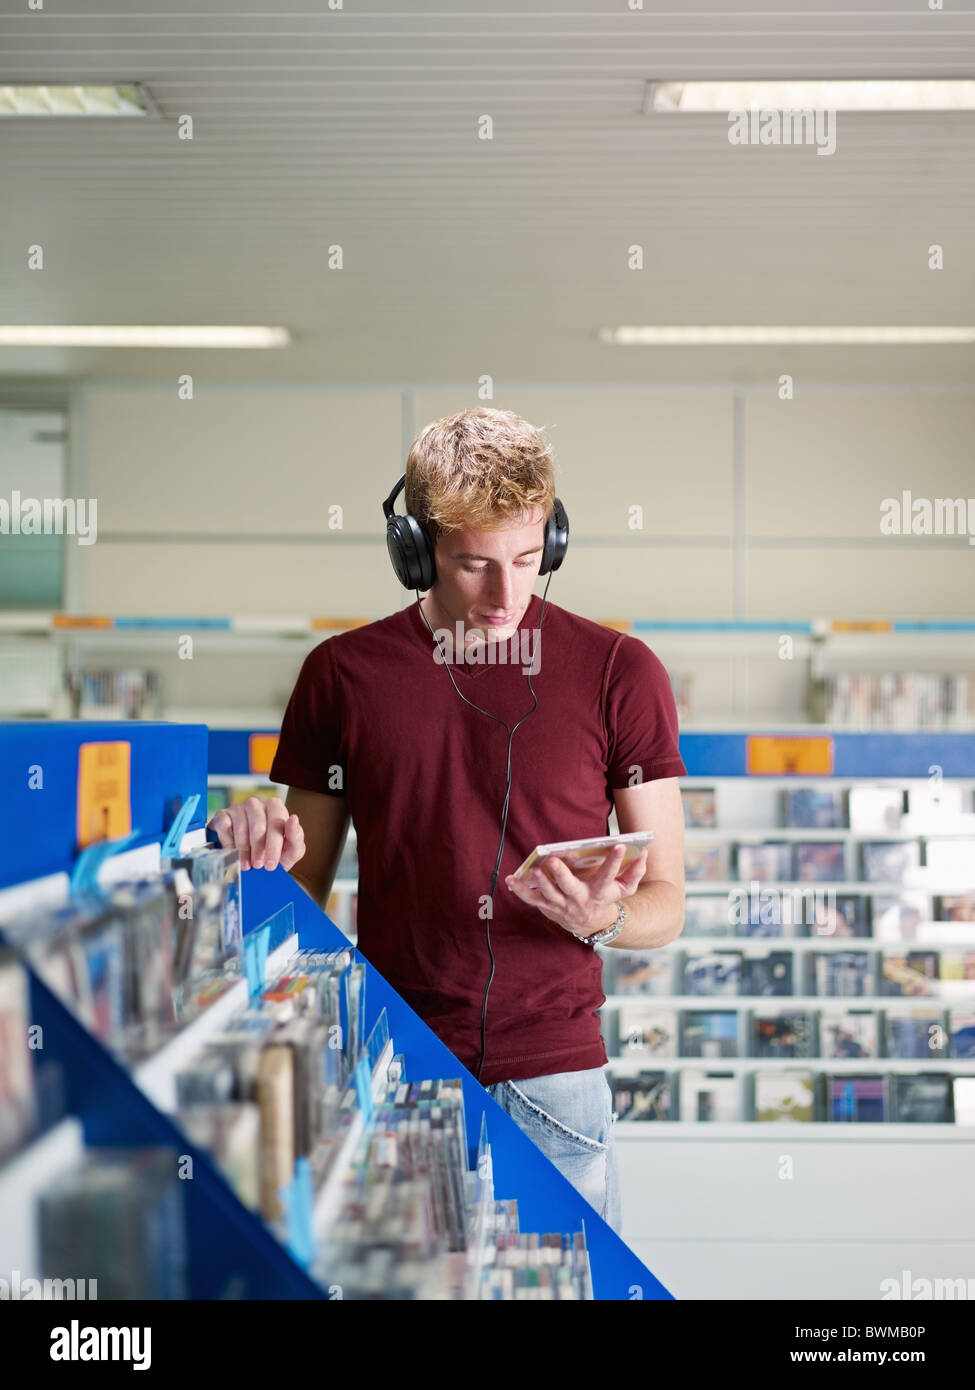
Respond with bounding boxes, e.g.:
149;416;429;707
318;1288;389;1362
512;831;653;882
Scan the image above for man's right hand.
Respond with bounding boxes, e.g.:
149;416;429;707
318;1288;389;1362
208;795;306;872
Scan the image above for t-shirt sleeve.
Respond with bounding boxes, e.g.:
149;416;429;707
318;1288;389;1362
603;634;687;788
268;640;346;797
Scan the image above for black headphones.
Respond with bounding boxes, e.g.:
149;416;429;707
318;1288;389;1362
382;473;569;589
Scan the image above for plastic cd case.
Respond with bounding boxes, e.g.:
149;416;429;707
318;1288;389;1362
681;788;717;828
820;1009;878;1059
679;1069;741;1122
610;950;673;996
0;948;37;1160
736;841;792;882
755;1070;815;1123
512;831;653;883
609;1070;671;1121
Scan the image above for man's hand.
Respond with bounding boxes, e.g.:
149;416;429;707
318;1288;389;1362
504;845;649;938
208;795;306;872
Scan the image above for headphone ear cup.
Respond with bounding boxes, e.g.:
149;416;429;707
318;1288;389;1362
387;516;436;590
385;519;412;588
539;498;569;575
405;514;436;590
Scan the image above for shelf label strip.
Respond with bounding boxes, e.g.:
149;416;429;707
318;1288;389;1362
746;735;835;776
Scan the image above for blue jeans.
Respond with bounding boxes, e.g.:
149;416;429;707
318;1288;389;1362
486;1066;621;1234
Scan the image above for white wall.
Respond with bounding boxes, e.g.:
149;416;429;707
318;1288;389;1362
73;384;405;617
64;381;975;724
71;381;975;623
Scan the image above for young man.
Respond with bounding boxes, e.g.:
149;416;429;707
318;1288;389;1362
209;408;686;1232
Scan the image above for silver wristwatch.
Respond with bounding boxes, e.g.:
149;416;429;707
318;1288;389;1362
572;901;627;947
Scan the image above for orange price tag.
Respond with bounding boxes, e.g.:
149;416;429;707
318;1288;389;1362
831;620;892;634
248;733;279;775
76;741;132;848
746;735;834;777
53;615;113;629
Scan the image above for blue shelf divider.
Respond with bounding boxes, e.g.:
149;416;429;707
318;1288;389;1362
0;720;208;890
679;732;975;778
210;726;975;781
0;721;662;1301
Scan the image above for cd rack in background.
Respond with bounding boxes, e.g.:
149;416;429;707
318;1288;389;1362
600;756;975;1132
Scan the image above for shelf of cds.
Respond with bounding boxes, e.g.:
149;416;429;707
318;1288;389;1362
601;769;975;1132
0;721;654;1301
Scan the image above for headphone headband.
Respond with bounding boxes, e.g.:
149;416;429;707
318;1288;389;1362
381;473;407;521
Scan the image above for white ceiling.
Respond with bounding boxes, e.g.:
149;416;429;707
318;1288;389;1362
0;0;973;385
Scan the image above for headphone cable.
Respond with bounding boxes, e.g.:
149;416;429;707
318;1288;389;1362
416;575;552;1082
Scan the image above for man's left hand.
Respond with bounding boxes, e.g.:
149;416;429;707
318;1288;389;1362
504;845;649;938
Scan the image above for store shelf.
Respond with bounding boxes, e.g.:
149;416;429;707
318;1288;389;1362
681;774;975;786
681;721;975;734
0;613;53;634
60;635;317;657
607;764;975;1135
134;933;300;1113
8;613;971;638
0;871;70;921
607;1057;975;1072
613;1123;975;1140
0;1118;85;1277
683;881;975;894
311;1037;395;1239
164;708;288;730
679;734;975;781
204;730;975;781
208;774;288;790
606;935;975;950
684;826;975;840
603;995;975;1008
0;834;207;923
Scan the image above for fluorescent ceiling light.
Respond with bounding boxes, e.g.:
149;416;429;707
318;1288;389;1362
599;326;975;346
646;80;975;113
0;84;156;117
0;326;291;349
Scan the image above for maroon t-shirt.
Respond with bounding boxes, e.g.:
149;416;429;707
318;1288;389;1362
269;595;686;1085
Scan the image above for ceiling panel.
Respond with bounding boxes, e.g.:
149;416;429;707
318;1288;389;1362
0;0;972;383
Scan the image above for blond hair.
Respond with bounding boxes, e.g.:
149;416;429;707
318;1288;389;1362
404;408;556;543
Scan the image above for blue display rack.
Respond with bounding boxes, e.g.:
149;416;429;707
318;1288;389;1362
0;721;661;1301
678;732;975;779
210;727;975;781
0;720;208;889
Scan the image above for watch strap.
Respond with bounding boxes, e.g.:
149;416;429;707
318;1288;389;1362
573;900;626;946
